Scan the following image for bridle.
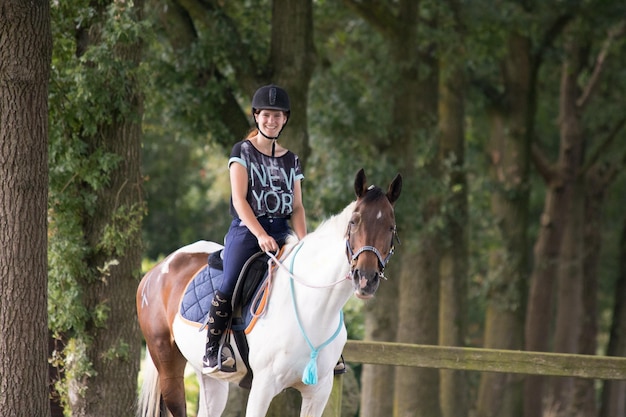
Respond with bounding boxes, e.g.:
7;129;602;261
345;224;400;279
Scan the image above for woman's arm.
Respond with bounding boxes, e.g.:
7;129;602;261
290;179;307;240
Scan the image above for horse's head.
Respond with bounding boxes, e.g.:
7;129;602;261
346;168;402;299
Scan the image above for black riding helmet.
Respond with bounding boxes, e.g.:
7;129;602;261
251;85;290;149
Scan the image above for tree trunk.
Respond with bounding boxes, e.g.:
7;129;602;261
550;181;584;416
524;29;585;417
65;2;145;415
387;1;442;416
476;32;531;417
438;45;469;417
573;164;611;417
269;0;316;168
599;216;626;417
359;278;398;417
0;2;52;416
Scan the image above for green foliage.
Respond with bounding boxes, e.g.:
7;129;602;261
49;0;144;330
48;0;148;406
98;203;146;256
141;132;232;258
48;212;91;333
343;298;365;340
308;2;399;219
54;337;95;412
102;339;131;362
142;0;267;147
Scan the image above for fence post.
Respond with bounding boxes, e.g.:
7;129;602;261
322;373;343;417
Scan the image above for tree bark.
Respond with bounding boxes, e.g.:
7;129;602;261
359;278;397;417
550;181;584;416
438;41;469;417
384;1;442;416
524;28;584;417
269;0;316;167
476;32;531;417
0;1;52;416
574;163;612;417
599;216;626;417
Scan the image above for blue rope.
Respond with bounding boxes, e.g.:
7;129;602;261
289;243;345;385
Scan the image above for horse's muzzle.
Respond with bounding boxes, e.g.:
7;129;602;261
351;269;380;299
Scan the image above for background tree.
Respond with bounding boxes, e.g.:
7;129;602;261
0;1;52;416
600;215;626;417
526;14;626;417
471;2;556;414
341;1;444;416
437;1;470;414
48;1;145;415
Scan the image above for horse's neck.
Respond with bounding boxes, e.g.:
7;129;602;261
274;202;356;318
297;200;354;281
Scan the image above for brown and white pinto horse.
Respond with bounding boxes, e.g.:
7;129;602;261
136;169;402;417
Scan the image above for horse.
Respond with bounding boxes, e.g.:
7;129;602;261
136;168;402;417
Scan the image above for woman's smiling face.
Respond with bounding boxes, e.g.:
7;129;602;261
255;109;287;137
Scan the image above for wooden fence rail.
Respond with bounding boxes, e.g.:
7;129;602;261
322;340;626;417
343;340;626;380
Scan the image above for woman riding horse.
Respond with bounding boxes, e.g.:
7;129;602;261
203;84;307;373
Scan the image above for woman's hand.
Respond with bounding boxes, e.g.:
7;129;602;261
257;233;278;253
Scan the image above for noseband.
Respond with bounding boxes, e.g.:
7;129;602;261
345;225;400;279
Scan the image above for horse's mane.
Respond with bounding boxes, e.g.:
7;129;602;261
284;201;356;248
313;201;356;237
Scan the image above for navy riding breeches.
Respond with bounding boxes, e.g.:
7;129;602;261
219;216;290;298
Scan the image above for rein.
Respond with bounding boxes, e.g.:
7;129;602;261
266;248;350;288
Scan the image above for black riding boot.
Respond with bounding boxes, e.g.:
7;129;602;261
202;290;235;374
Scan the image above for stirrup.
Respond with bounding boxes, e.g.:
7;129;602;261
202;343;236;374
334;355;347;375
217;342;236;373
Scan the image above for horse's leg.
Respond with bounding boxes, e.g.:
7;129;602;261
299;374;334;417
196;373;229;417
244;374;283;417
150;336;188;417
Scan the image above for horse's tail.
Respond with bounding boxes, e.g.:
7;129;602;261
137;348;162;417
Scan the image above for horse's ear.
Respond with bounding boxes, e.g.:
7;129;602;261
386;173;402;205
354;168;367;198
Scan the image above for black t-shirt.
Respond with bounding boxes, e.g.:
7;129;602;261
228;140;304;219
